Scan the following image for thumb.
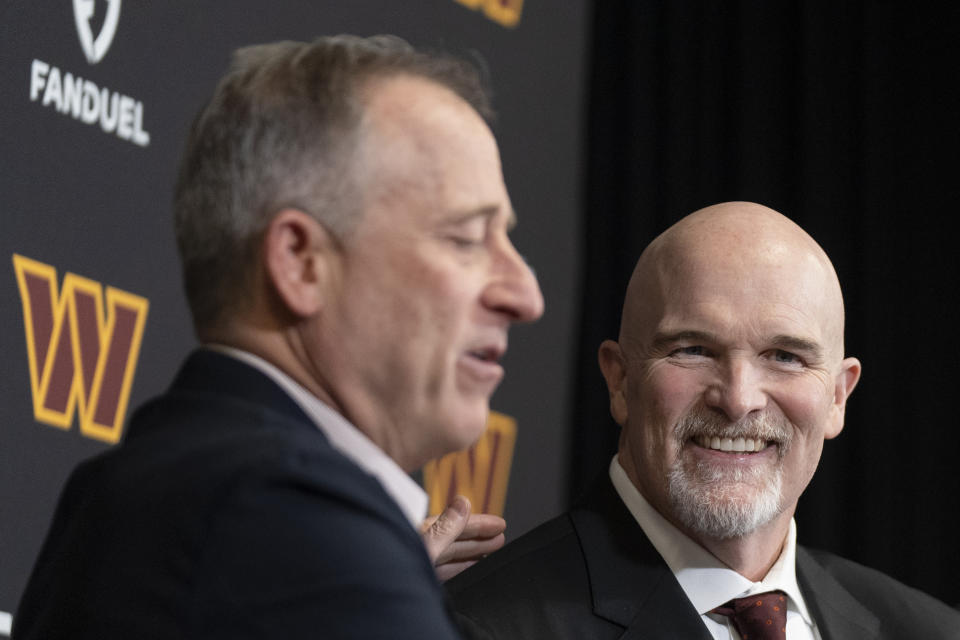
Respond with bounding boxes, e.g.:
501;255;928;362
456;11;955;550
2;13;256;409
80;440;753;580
422;495;471;564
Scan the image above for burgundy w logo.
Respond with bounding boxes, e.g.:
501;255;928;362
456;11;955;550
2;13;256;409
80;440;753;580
13;254;149;443
423;411;516;517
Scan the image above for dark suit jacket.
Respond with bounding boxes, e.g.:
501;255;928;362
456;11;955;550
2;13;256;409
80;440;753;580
448;476;960;639
14;350;461;640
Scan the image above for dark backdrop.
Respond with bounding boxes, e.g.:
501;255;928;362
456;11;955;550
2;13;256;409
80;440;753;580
1;1;588;623
572;1;960;606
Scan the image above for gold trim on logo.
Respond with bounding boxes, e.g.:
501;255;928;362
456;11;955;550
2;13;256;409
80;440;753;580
423;411;517;517
12;254;149;443
454;0;524;28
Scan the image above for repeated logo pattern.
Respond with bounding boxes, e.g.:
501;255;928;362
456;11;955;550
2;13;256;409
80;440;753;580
12;254;148;444
423;411;517;516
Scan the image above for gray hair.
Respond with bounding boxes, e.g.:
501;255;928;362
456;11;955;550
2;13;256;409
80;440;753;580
173;35;492;332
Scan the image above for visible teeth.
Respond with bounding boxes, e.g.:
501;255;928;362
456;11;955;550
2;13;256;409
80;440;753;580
696;435;767;453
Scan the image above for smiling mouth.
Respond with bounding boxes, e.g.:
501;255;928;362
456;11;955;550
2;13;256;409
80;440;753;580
694;435;769;453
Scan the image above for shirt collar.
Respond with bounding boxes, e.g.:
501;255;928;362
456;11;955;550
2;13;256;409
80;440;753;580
204;345;428;529
609;456;814;624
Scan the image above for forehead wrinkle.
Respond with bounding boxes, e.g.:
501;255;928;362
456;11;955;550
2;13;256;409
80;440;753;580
619;202;848;362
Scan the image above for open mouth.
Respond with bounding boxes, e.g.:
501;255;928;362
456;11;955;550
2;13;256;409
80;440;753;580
467;349;500;363
460;344;506;387
694;435;769;453
467;347;503;364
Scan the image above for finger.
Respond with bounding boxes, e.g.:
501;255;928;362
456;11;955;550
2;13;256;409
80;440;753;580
421;495;471;563
458;513;506;540
443;532;505;562
419;514;438;534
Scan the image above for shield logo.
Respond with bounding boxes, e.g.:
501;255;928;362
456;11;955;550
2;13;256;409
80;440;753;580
73;0;122;64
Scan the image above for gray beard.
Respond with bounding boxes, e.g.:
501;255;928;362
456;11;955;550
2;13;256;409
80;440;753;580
667;409;791;540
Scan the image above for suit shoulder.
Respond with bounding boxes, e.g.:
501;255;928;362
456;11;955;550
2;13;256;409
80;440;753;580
446;512;621;639
801;547;960;633
447;511;579;594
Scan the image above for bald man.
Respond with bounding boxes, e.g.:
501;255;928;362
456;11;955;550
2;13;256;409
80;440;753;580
448;202;960;639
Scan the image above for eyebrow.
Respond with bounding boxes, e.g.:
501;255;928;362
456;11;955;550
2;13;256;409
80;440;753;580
447;205;516;230
650;330;824;359
769;335;824;360
650;330;717;352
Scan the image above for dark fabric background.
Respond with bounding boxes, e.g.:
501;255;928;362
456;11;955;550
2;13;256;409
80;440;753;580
573;1;960;606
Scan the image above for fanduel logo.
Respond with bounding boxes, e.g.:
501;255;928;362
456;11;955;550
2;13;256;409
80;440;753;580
30;60;150;147
423;412;517;517
27;1;151;147
74;0;121;65
12;254;149;444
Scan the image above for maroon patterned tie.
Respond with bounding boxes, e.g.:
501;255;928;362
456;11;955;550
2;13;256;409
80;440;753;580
710;590;788;640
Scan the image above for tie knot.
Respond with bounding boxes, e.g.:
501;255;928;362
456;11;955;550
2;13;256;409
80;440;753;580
711;590;787;640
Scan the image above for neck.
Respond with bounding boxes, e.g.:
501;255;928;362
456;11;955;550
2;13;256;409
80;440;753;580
203;321;341;414
204;320;417;471
690;513;793;582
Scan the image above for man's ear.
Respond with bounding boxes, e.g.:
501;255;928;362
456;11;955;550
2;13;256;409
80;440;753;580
262;208;338;318
598;340;629;427
826;356;862;439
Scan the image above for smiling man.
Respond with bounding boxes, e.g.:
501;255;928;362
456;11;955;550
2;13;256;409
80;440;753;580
448;202;959;639
15;36;541;639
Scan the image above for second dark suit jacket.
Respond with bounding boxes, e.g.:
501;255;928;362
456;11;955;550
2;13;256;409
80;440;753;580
448;476;960;639
15;350;461;639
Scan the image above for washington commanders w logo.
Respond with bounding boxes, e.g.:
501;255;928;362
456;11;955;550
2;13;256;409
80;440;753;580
423;411;517;517
12;254;148;444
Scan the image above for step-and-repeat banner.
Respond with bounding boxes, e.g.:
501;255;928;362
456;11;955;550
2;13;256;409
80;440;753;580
0;1;588;628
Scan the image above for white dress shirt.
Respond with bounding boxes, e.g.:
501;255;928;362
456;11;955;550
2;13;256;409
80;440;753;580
205;345;428;529
609;457;821;639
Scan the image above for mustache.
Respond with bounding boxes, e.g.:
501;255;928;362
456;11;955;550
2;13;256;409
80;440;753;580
674;407;793;451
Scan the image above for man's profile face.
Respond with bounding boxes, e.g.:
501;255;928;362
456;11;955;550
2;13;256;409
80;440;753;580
310;75;543;471
605;212;858;542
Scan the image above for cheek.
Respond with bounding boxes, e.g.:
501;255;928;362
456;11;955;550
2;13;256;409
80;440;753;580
631;369;695;463
771;378;836;440
641;365;705;424
771;380;836;490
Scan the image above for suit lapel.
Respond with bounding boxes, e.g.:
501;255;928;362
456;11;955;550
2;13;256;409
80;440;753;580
570;478;714;640
797;547;880;640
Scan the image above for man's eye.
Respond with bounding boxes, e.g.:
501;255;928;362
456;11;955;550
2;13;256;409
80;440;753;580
449;236;482;248
772;350;802;365
672;345;706;357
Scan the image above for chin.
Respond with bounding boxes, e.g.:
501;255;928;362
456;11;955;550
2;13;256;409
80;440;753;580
441;405;491;452
668;467;784;539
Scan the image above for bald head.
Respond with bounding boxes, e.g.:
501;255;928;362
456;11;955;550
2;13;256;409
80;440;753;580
600;202;861;555
621;202;847;365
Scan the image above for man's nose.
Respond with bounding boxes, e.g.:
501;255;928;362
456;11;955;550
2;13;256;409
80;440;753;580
482;237;544;323
703;358;767;422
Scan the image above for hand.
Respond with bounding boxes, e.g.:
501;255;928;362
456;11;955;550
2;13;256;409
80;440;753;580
420;495;506;582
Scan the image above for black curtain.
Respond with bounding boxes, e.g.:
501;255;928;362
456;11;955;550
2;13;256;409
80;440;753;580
573;1;960;606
